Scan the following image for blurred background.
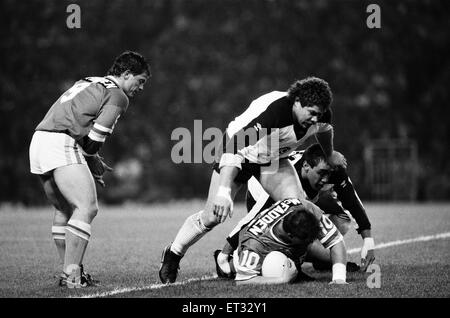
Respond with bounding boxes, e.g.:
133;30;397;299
1;0;449;205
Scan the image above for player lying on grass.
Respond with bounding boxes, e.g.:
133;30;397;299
215;143;375;279
159;77;347;283
29;51;150;288
231;198;348;285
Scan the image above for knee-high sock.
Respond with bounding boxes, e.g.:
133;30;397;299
64;219;91;274
52;225;66;264
171;211;211;256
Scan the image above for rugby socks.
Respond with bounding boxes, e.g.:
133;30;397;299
64;219;91;274
51;225;66;264
171;211;211;256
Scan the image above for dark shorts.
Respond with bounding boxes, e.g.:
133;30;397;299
212;162;263;185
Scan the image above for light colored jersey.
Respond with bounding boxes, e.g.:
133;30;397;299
234;198;343;281
36;76;129;143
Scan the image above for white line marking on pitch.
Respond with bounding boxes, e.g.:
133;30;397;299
347;232;450;254
74;231;450;298
71;274;218;298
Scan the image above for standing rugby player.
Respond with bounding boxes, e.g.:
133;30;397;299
159;77;346;283
29;51;150;288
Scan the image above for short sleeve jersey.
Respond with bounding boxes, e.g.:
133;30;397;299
235;198;343;281
36;76;129;142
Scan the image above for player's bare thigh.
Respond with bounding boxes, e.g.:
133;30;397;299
52;164;98;223
202;170;242;227
259;158;306;201
40;174;73;215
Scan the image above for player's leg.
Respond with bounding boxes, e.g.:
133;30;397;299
259;159;306;200
52;163;98;287
39;174;73;265
316;190;352;235
160;169;242;283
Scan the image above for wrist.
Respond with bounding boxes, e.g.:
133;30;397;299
332;263;346;282
217;186;231;198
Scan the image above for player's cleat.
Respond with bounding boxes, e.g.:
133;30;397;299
292;270;316;283
346;262;361;272
159;245;181;283
58;273;69;287
61;264;99;288
213;250;235;279
66;266;84;289
80;264;100;286
313;261;360;272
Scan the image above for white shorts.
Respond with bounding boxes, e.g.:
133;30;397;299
29;131;87;175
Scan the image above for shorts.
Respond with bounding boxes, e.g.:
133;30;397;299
212;161;263;185
29;131;87;175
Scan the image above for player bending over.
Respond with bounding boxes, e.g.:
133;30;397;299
159;77;347;283
215;143;375;278
232;198;348;285
29;51;150;288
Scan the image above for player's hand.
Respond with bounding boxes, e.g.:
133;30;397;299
361;237;376;272
85;154;113;187
329;279;349;285
213;186;234;223
327;151;347;169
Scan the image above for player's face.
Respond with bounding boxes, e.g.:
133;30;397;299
304;160;331;191
122;72;149;97
292;102;323;129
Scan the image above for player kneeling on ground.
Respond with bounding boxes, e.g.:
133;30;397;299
231;198;347;285
215;143;375;278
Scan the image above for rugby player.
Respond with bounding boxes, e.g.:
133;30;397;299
159;77;347;283
232;198;348;285
215;143;375;279
29;51;150;288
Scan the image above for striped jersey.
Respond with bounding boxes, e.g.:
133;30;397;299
234;198;343;281
221;91;332;166
36;76;129;145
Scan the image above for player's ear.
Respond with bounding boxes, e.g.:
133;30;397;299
121;70;132;79
302;161;310;172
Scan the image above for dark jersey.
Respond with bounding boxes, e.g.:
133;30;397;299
246;150;371;234
218;91;333;168
234;198;343;281
36;76;129;150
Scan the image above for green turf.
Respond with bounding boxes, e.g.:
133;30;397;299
0;201;449;298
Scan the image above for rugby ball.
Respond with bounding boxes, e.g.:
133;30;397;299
261;251;298;280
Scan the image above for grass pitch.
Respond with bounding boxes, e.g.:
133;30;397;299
0;201;449;298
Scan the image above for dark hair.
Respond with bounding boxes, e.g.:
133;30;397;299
107;51;151;77
287;77;332;111
303;143;327;168
282;205;320;244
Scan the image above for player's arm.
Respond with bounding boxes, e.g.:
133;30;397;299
313;124;347;169
214;104;277;222
317;214;348;284
80;90;128;155
332;168;375;270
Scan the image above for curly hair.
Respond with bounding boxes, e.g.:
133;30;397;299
286;77;333;111
107;51;151;77
282;205;321;245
